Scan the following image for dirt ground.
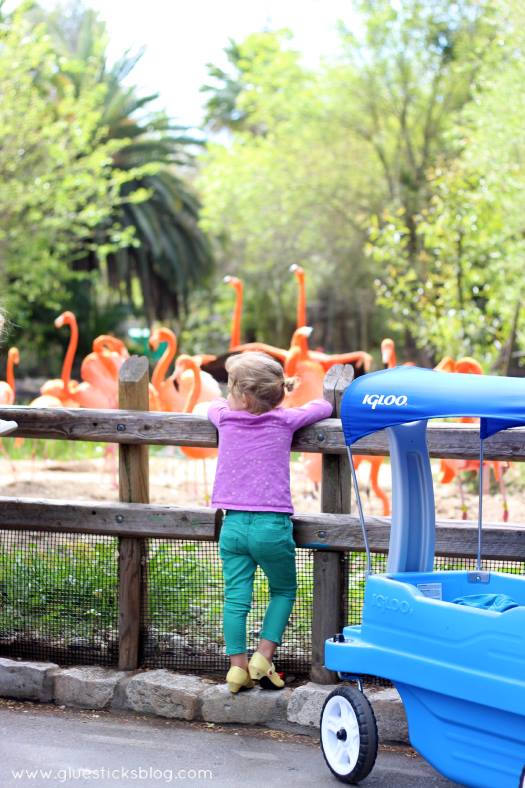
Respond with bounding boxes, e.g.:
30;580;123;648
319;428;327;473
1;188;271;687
0;448;523;525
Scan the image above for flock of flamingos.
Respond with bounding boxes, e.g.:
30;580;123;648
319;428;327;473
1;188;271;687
0;266;510;520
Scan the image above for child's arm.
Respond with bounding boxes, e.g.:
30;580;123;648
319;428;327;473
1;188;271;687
284;399;333;430
207;398;228;428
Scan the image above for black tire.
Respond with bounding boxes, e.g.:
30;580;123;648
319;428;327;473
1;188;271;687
320;685;378;784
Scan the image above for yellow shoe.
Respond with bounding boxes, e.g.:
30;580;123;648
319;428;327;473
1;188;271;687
226;666;254;694
248;652;285;690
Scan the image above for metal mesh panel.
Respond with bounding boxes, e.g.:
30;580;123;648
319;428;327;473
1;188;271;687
1;526;522;678
346;552;525;627
0;530;119;666
345;552;525;687
142;540;313;675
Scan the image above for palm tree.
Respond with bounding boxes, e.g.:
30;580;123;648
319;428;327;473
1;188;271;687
41;3;214;321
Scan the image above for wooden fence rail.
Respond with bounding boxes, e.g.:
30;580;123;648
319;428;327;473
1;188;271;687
0;358;524;680
3;406;525;461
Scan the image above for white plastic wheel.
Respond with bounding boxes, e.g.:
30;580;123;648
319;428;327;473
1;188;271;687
320;686;378;784
322;694;361;775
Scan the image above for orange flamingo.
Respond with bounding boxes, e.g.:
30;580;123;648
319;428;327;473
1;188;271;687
0;348;20;464
174;354;218;502
227;267;372;375
38;311;81;407
0;347;18;406
438;357;509;521
283;335;325;491
289;267;381;507
289;265;373;374
80;335;129;409
29;315;77;408
149;327;221;412
149;328;186;412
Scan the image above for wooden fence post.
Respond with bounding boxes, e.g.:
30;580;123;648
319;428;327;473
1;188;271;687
118;355;150;670
311;363;354;683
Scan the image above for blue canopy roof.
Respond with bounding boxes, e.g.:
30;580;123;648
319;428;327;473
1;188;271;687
341;366;525;445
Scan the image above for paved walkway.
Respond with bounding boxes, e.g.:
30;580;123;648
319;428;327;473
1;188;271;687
0;700;462;787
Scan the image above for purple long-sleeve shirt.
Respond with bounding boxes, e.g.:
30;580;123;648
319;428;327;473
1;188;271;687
207;398;333;513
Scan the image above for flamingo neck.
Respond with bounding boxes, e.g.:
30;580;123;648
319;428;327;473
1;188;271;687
61;317;78;389
152;331;177;389
230;282;243;349
6;349;17;393
290;330;309;358
296;273;306;328
285;347;301;377
180;357;201;413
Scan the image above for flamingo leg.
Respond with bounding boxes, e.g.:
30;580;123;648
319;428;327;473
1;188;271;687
103;443;118;490
369;457;390;516
457;475;468;520
202;459;210;506
494;462;510;523
482;463;490;495
0;437;17;477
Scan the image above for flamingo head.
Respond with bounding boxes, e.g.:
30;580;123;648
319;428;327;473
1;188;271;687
174;354;197;380
223;275;243;294
289;264;305;283
149;327;177;353
92;335;128;356
381;338;395;366
435;356;456;373
55;311;76;329
8;347;19;366
455;357;483;375
290;326;312;354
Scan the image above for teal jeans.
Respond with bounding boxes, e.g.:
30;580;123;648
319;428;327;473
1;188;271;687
219;510;297;655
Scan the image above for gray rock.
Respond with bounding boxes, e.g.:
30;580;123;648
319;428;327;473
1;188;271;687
201;684;291;724
287;681;337;727
124;670;209;720
111;671;142;711
0;658;59;702
366;686;408;743
286;681;408;744
54;666;129;709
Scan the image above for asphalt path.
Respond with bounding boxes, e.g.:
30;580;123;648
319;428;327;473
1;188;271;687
0;699;463;787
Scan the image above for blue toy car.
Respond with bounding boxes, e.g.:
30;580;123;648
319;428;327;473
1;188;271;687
320;367;525;787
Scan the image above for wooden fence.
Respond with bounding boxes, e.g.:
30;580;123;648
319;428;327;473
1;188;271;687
1;357;525;683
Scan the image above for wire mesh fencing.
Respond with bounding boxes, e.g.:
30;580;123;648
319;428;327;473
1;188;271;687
0;530;119;666
142;540;314;675
0;529;523;675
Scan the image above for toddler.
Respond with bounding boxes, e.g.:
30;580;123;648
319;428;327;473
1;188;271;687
207;351;332;692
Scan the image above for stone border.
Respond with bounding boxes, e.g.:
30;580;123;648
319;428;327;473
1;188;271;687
0;658;408;743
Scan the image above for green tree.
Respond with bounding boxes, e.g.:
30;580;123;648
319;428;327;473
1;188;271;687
369;0;525;366
199;30;381;351
0;2;140;362
42;3;214;324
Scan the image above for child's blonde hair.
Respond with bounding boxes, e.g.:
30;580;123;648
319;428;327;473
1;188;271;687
226;352;295;414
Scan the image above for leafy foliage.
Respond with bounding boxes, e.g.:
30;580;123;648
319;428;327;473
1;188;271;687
43;3;215;323
0;3;138;333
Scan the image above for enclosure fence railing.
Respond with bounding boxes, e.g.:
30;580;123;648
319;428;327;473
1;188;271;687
1;357;524;683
